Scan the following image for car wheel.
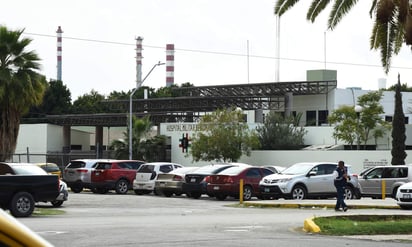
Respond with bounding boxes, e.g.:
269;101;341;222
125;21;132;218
134;190;144;195
71;186;83;193
291;185;306;200
344;186;354;200
399;205;412;210
190;192;201;199
163;191;173;197
215;194;227;201
51;200;64;207
115;179;129;194
243;185;253;201
392;187;400;199
9;192;35;217
96;188;108;194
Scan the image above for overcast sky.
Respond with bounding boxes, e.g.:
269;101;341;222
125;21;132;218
3;0;412;100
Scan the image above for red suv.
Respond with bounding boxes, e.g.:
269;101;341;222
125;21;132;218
91;160;145;194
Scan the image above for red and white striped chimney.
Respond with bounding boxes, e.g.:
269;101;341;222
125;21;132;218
56;26;63;81
135;36;144;87
166;44;174;87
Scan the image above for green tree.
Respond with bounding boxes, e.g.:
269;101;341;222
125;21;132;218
110;115;153;160
0;26;47;161
391;74;407;165
26;79;72;117
328;91;390;149
72;89;107;114
190;107;260;162
274;0;412;73
256;112;307;150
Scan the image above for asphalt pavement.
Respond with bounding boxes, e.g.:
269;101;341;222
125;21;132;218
243;198;412;242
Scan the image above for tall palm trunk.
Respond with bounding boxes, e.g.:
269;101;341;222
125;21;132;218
0;106;21;161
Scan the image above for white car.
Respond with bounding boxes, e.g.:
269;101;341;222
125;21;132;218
133;162;183;195
396;182;412;209
259;162;360;200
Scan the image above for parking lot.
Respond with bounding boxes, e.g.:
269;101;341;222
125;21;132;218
17;191;412;246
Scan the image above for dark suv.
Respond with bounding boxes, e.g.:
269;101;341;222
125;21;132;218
90;160;145;194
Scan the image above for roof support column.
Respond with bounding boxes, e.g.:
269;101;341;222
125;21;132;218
95;126;103;159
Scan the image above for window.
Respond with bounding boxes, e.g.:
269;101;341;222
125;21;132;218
318;110;329;126
159;165;173;173
306;111;316;126
366;168;384;179
246;168;260;178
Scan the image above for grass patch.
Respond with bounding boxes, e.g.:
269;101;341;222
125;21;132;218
32;208;65;216
314;215;412;235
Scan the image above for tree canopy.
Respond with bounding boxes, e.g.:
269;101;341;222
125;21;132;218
190;107;260;162
274;0;412;73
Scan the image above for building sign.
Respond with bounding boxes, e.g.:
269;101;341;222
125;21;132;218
166;124;199;132
363;159;388;169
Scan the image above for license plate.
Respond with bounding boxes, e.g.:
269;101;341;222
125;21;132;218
264;188;270;192
213;186;220;190
403;194;411;199
191;178;196;182
160;183;165;187
95;172;100;176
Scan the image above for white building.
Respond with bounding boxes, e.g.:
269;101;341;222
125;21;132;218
13;81;412;173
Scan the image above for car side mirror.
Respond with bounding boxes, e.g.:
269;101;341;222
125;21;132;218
308;171;316;177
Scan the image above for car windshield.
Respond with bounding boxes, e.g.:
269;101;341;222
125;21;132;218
281;163;315;175
41;164;60;172
67;161;86;169
13;165;48;175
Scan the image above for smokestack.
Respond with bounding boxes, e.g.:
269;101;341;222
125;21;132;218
135;36;144;87
56;26;63;81
166;44;174;87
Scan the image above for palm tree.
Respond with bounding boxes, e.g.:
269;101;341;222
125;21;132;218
110;115;153;160
274;0;412;73
0;26;47;161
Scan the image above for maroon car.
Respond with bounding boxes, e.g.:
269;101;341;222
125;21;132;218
206;166;273;201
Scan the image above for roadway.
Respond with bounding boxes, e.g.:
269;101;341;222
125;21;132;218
18;192;412;247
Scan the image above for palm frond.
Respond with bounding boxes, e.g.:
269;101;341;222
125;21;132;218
307;0;331;23
274;0;300;16
328;0;358;30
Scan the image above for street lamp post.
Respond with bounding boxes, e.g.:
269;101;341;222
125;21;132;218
354;105;363;150
129;61;165;160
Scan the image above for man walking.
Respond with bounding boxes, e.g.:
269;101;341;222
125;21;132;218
333;160;348;212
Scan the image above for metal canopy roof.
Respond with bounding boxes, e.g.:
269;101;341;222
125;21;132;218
21;80;337;127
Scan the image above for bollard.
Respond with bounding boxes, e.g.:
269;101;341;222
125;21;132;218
239;179;244;204
382;180;386;200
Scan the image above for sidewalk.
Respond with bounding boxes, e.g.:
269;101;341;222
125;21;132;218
242;198;412;242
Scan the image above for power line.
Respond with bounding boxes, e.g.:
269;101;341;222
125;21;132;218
24;31;412;70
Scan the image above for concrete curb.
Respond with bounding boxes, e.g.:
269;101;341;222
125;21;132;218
241;201;401;233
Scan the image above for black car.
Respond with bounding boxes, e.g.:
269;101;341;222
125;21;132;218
182;163;248;199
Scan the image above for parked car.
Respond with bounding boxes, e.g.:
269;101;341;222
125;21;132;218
183;163;250;199
154;167;199;197
0;208;53;246
0;162;63;216
358;165;412;199
35;162;62;178
395;182;412;209
206;166;274;201
90;160;145;194
259;162;360;200
63;159;116;193
133;162;184;195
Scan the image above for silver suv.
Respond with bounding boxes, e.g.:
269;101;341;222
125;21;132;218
63;159;115;193
259;162;360;200
358;165;412;198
